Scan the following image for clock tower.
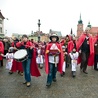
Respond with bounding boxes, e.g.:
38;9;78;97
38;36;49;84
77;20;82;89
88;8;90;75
77;14;83;37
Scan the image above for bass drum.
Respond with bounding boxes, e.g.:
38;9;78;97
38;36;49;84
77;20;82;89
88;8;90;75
14;49;28;62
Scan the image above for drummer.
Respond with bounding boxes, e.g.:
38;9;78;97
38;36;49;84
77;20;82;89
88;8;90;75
16;34;41;87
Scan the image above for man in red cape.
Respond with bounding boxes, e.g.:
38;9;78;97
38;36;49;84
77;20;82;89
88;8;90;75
45;33;64;87
0;39;4;66
16;35;41;87
93;34;98;71
76;27;94;74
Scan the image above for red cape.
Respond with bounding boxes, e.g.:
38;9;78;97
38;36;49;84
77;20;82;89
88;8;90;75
60;35;71;46
11;42;14;47
11;42;23;72
92;35;98;58
76;34;94;66
60;39;65;46
30;48;41;77
45;42;64;74
0;41;4;60
11;60;23;72
68;40;76;53
93;35;98;44
16;41;41;77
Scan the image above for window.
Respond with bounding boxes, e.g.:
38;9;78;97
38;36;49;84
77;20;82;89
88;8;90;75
0;27;2;33
0;20;2;24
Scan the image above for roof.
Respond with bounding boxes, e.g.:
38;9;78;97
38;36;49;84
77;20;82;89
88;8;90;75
49;30;62;36
55;31;62;36
90;27;98;33
0;10;5;19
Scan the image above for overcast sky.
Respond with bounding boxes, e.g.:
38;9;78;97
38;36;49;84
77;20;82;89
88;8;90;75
0;0;98;36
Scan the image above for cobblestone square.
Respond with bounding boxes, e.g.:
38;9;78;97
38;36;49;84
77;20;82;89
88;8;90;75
0;60;98;98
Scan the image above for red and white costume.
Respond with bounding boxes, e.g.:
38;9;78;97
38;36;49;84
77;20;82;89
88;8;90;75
5;53;14;70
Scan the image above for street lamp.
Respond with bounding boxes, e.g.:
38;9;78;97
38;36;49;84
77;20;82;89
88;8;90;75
37;19;41;42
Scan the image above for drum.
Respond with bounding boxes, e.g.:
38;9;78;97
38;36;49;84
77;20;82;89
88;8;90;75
49;50;60;56
14;49;28;62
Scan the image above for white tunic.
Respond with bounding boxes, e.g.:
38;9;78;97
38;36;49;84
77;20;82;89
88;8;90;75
62;61;66;72
36;49;43;64
48;43;59;64
69;52;79;71
5;53;14;70
49;55;59;64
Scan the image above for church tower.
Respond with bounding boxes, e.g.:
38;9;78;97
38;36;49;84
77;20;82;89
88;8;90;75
87;21;92;28
77;14;83;37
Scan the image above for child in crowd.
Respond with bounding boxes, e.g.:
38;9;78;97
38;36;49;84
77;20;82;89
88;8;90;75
1;47;14;73
69;47;79;77
45;33;64;87
36;44;44;69
61;46;67;77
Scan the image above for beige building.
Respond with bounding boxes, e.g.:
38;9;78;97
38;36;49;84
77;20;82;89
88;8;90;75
29;32;49;42
0;10;5;37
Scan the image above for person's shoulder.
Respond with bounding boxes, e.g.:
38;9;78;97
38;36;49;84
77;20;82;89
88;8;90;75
76;52;79;55
47;42;52;45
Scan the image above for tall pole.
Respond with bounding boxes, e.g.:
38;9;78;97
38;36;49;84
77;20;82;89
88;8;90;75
38;19;41;42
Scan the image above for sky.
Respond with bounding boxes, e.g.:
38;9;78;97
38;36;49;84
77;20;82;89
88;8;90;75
0;0;98;37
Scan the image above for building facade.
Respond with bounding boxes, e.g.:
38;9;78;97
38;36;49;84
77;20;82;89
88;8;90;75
0;10;5;37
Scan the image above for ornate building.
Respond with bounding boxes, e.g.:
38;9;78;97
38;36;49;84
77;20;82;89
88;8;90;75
87;22;98;36
77;14;98;37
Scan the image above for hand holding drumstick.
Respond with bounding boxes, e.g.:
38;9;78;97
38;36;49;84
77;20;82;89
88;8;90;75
30;46;35;49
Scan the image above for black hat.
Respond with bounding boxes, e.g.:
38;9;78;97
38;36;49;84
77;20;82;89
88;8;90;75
9;47;14;53
22;34;28;39
50;33;59;41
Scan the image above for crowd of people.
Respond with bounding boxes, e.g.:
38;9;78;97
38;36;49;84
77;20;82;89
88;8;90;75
0;26;98;87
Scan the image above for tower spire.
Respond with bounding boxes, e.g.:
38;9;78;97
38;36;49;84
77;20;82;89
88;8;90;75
78;13;83;24
80;13;81;20
70;28;73;34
